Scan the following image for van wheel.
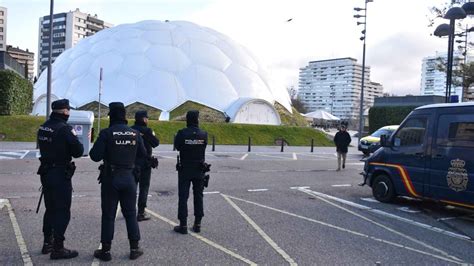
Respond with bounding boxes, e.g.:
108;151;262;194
372;174;395;203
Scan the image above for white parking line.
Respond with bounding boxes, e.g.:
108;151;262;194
145;209;256;265
20;151;29;159
204;191;220;195
240;153;248;160
225;195;461;264
360;197;379;203
331;184;352;187
290;186;310;189
292;153;297;160
397;207;421;214
255;153;293;160
222;194;297;265
247;189;269;192
1;199;32;266
301;189;470;241
298;189;464;262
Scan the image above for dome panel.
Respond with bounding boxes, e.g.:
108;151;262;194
216;39;258;72
225;63;274;103
101;75;137;105
67;54;94;79
116;38;150;54
137;70;186;110
142;30;173;45
179;65;238;110
90;39;119;55
112;28;143;40
121;55;152;78
180;41;231;71
68;74;100;107
90;52;124;79
146;45;191;72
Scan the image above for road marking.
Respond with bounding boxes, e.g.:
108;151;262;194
255;153;292;160
331;184;352;187
290;186;310;189
36;151;41;158
145;209;256;265
222;194;297;265
240;153;248;160
292;153;297;160
298;188;463;262
303;190;470;241
397;207;421;214
260;170;280;172
204;191;220;195
360;197;379;203
1;199;33;265
91;206;121;266
225;194;461;264
158;155;175;159
20;151;29;159
247;189;269;192
0;155;14;160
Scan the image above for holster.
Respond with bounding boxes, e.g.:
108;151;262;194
148;156;159;169
201;162;211;188
203;174;210;188
97;164;107;184
37;163;50;176
176;155;182;171
65;162;76;180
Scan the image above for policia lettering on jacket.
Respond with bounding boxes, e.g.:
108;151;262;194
37;99;84;260
173;110;210;235
89;102;147;262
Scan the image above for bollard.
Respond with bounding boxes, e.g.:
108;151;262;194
280;138;284;152
248;137;251;152
212;135;215;152
310;139;314;153
173;134;176;151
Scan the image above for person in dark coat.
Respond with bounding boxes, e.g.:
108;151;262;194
131;110;160;221
333;125;351;171
173;110;208;234
89;102;147;261
37;99;84;260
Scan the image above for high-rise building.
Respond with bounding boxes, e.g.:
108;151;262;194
37;8;113;75
0;7;7;51
297;57;383;120
6;45;34;81
420;52;474;101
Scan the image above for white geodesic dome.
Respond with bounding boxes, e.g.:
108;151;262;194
32;20;292;125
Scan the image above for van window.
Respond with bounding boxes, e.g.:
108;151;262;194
437;114;474;148
394;117;427;147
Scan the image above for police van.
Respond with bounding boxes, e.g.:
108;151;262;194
362;102;474;208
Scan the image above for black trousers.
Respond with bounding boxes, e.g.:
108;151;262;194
178;168;204;221
41;168;72;242
100;171;140;243
137;166;151;212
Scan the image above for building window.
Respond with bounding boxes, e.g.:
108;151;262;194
0;35;3;40
0;19;3;24
0;11;3;16
0;27;3;33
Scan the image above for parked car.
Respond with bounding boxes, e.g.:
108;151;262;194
361;102;474;208
358;125;399;155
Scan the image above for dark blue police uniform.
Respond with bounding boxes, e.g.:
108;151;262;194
131;111;159;221
173;110;208;234
89;102;146;261
37;99;84;260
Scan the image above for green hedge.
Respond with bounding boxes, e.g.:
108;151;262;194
368;106;416;133
0;70;33;115
0;115;333;147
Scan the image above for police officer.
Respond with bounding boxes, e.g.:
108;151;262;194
173;110;208;234
131;110;160;221
37;99;84;260
89;102;147;261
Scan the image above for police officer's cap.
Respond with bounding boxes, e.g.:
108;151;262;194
108;102;125;114
135;110;148;120
51;99;70;110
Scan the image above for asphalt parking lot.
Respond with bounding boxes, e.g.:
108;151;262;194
1;144;473;265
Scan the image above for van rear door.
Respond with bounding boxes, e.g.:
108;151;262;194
430;109;474;206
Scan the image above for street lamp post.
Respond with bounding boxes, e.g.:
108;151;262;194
46;0;54;118
354;0;373;140
455;25;474;101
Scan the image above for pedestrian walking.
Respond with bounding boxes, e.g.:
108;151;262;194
334;125;351;171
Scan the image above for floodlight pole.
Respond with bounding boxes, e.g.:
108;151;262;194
46;0;54;119
98;67;103;132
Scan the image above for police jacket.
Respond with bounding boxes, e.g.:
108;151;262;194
174;125;208;164
131;122;159;165
89;120;146;168
37;112;84;165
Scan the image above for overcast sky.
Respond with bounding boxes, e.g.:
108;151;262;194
0;0;460;95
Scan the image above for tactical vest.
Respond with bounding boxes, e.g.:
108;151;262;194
37;121;67;164
106;126;138;168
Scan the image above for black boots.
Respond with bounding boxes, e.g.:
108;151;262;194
174;219;188;234
137;210;151;222
41;236;53;254
129;240;143;260
94;243;112;262
192;224;201;233
50;240;78;260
